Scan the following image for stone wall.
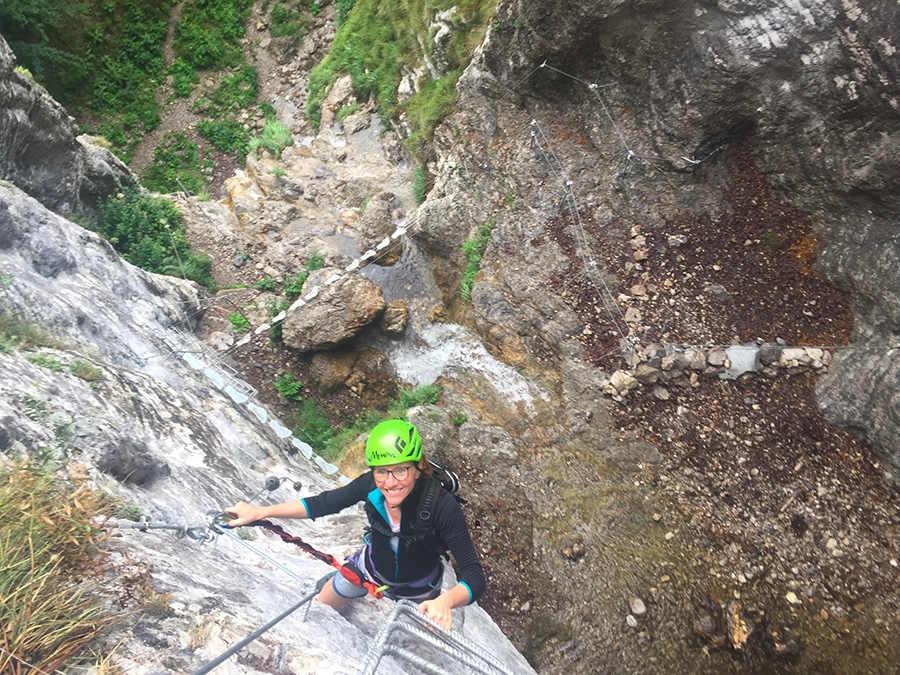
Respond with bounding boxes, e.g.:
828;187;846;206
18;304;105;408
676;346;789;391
604;342;835;400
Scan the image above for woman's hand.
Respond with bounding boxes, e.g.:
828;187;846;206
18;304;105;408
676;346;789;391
223;501;263;527
417;593;455;630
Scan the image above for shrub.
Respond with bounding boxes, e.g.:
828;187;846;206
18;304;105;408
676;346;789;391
0;310;60;353
270;2;309;39
195;65;260;118
275;372;304;401
169;57;199;98
336;102;361;121
306;251;325;271
25;352;63;371
391;383;440;414
259;100;277;122
249;120;292;159
335;0;357;25
459;220;496;303
265;297;291;342
451;412;468;426
70;359;103;382
140;132;206;195
304;0;495;158
228;313;251;333
285;271;309;299
254;276;276;291
295;399;335;455
93;188;216;291
173;0;255;71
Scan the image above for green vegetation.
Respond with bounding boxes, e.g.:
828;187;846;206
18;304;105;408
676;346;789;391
194;65;260;118
0;297;61;354
169;57;199;97
70;359;103;382
173;0;255;71
93;188;214;290
284;252;324;300
228;312;251;333
270;1;310;39
113;503;143;521
306;250;325;271
198;119;251;164
285;271;309;299
459;219;496;303
140;132;211;196
391;383;440;414
413;165;429;204
451;411;467;426
294;399;335;455
0;0;175;160
335;0;358;25
0;0;262;161
265;297;290;341
249;120;293;159
275;372;304;401
25;352;63;371
336;102;362;121
254;276;277;291
0;462;116;673
305;0;498;160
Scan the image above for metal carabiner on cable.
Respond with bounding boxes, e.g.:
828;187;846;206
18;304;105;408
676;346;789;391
206;510;236;534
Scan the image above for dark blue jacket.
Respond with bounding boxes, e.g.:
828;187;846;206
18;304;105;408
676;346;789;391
302;472;486;603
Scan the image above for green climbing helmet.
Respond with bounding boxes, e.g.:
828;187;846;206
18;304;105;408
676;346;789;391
366;420;423;467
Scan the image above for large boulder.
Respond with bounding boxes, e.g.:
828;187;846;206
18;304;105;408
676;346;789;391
281;267;386;351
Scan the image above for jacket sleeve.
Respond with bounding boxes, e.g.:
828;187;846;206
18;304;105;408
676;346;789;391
302;472;373;520
433;494;486;603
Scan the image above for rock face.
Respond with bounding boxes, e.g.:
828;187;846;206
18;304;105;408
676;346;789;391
452;0;900;482
818;347;900;484
0;38;133;216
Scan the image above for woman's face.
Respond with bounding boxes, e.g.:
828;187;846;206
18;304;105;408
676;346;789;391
373;461;420;508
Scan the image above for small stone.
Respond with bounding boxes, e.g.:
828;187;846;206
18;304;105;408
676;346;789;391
626;614;638;628
785;591;801;605
665;531;675;540
652;386;670;400
652;513;662;522
630;598;647;616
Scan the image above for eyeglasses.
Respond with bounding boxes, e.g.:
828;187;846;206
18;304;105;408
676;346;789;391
373;466;414;481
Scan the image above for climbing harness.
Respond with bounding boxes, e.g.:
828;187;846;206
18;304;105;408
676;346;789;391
207;511;387;599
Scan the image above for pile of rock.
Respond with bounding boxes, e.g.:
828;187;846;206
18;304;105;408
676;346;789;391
603;341;834;399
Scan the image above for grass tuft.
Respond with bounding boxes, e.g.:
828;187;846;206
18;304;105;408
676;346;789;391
0;461;117;674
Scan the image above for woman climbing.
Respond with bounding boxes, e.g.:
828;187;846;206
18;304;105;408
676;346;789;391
225;419;486;630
